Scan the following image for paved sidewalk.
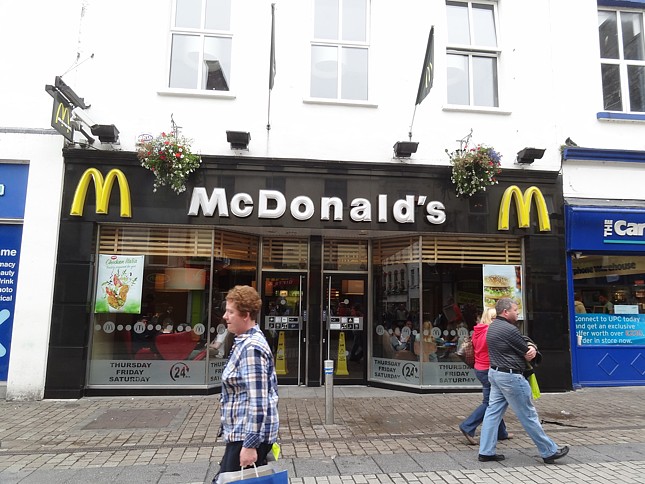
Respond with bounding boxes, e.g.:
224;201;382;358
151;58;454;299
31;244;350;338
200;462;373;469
1;386;645;483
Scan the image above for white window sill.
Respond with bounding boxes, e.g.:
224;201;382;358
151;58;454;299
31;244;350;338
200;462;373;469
157;88;236;100
303;97;378;108
442;104;511;115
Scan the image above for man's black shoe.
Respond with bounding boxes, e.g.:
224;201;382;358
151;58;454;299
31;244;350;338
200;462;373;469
543;446;569;464
478;454;505;462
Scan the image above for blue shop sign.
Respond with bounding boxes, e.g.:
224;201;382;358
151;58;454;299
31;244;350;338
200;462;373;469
0;163;29;219
0;224;22;380
566;205;645;251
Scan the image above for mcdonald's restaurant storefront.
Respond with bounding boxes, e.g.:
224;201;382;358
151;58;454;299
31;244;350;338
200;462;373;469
45;149;572;399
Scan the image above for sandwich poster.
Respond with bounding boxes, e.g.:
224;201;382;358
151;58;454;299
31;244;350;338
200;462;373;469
483;264;524;320
95;255;144;313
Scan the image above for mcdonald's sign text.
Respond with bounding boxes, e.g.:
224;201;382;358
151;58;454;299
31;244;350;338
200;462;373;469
497;185;551;232
70;168;132;218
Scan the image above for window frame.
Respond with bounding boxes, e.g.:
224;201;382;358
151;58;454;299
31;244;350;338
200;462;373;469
167;0;234;94
445;0;501;109
598;6;645;114
309;0;371;103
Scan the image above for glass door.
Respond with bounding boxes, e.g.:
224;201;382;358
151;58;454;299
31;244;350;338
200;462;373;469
261;274;306;384
323;274;367;383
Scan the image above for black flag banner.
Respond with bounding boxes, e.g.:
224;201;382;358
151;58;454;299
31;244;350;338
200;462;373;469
269;3;276;90
415;26;434;105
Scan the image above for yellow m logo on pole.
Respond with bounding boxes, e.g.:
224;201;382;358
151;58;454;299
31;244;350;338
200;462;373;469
498;185;551;232
70;168;132;218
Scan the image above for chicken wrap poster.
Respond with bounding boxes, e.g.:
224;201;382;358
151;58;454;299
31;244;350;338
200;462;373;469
95;255;144;314
482;264;524;320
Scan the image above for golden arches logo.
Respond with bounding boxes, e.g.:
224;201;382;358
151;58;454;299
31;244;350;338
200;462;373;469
498;185;551;232
70;168;131;218
56;102;70;130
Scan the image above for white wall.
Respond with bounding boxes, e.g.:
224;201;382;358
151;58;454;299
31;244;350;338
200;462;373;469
0;0;80;400
2;0;645;399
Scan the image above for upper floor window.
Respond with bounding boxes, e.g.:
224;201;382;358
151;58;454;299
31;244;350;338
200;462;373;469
598;8;645;112
310;0;369;101
446;1;499;107
169;0;232;91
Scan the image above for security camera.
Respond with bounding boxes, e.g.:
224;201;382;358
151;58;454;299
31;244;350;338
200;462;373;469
573;252;582;260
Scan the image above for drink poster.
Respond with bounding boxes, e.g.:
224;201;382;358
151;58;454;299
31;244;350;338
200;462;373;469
95;255;144;313
482;264;524;320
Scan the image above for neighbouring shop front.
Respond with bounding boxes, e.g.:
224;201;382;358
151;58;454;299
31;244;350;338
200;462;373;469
566;201;645;387
45;149;570;398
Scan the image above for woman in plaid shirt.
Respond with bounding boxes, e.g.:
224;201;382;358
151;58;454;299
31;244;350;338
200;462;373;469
217;285;279;478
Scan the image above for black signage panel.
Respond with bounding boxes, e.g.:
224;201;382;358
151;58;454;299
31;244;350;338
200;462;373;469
51;92;73;141
264;316;301;330
327;316;363;331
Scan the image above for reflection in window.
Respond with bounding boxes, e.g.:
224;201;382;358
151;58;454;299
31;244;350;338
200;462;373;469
88;227;259;387
311;0;369;100
599;8;645;112
572;254;645;345
169;0;232;91
446;1;500;107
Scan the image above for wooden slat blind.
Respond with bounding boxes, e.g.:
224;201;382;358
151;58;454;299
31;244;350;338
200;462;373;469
374;236;521;265
323;239;368;270
99;226;258;261
422;236;521;264
262;237;308;268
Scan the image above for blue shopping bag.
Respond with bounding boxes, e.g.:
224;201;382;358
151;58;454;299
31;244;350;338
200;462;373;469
238;469;288;484
216;464;288;484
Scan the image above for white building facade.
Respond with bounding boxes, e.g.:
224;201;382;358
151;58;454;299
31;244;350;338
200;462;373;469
1;0;643;400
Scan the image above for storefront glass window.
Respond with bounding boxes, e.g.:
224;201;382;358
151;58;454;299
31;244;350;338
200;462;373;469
88;226;259;387
572;254;645;346
371;235;520;388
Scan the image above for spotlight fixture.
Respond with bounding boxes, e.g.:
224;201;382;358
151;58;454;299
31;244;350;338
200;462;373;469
516;147;545;164
226;130;251;150
393;141;419;158
90;124;120;143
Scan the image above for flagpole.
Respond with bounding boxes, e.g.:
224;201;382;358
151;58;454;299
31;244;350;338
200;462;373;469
409;105;417;141
267;90;272;132
267;3;276;132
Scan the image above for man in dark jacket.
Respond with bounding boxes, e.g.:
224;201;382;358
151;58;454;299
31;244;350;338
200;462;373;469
477;298;569;464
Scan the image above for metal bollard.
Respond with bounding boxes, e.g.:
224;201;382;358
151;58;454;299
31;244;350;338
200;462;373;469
324;359;334;424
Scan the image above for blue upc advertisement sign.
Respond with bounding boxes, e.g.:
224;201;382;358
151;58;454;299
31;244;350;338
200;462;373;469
566;206;645;251
0;163;29;219
575;314;645;345
0;224;22;380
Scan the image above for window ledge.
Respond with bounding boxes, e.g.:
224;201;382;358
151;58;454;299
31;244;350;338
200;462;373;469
442;104;511;115
303;97;378;108
157;88;236;100
597;112;645;122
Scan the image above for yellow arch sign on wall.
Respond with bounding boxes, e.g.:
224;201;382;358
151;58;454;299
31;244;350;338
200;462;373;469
70;168;132;218
497;185;551;232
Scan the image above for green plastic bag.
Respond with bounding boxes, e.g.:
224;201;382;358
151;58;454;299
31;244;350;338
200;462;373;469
528;373;541;400
271;443;281;461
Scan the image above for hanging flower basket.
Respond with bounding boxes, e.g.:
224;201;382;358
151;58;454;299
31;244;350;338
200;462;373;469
447;144;502;198
137;130;201;194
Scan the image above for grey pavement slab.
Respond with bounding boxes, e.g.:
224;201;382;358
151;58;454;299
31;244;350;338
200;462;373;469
292;457;340;477
372;454;423;474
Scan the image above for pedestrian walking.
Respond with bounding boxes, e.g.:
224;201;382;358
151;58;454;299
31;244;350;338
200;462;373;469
478;297;569;464
459;308;512;445
214;285;279;483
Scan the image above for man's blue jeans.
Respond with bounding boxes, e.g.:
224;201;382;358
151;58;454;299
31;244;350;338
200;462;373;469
479;369;558;458
460;369;508;439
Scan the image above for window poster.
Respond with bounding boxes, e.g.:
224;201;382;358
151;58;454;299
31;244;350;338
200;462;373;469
0;224;22;381
95;255;144;313
482;264;524;320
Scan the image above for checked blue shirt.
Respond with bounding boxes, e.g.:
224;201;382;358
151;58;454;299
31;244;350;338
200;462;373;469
220;325;279;448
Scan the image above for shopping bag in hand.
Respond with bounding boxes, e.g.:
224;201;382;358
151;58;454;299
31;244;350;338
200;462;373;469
456;336;475;368
528;373;541;400
216;463;287;484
